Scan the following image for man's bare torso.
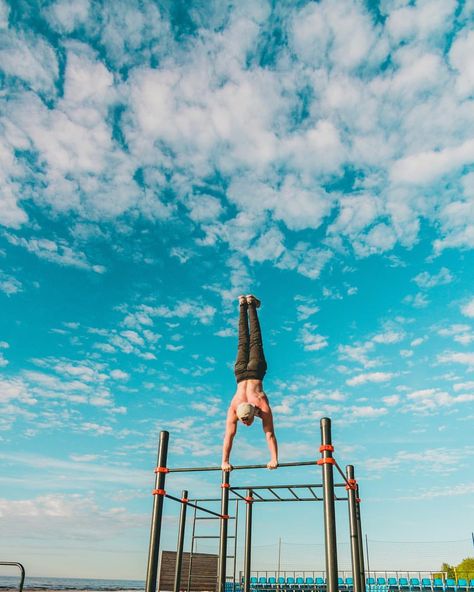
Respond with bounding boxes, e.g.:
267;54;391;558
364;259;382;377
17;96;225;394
230;379;270;414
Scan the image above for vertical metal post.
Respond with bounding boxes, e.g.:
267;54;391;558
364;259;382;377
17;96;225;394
356;485;366;592
320;417;338;592
244;489;253;592
146;430;169;592
173;490;188;592
218;470;230;592
187;503;198;592
346;466;361;592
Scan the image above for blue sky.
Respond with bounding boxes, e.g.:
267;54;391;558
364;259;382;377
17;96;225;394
1;0;474;581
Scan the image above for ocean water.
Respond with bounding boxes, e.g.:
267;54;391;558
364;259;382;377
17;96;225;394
0;575;145;591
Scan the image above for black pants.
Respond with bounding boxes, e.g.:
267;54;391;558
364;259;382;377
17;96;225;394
234;303;267;383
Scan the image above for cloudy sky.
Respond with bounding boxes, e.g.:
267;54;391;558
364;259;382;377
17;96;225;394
1;0;474;581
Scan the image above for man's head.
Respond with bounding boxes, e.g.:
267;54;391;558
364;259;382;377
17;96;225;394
236;402;256;426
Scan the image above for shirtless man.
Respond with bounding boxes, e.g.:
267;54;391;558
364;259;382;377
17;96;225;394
221;295;278;472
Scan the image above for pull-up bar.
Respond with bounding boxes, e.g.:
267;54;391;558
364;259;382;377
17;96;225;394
167;459;319;472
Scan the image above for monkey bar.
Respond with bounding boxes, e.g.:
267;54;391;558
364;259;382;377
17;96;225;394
145;417;366;592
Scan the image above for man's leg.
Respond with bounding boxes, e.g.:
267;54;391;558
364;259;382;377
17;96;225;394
247;297;267;380
234;297;249;383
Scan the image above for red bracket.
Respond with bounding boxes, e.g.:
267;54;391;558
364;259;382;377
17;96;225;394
317;458;335;465
221;514;230;520
181;498;189;503
154;467;169;473
319;445;334;452
152;489;166;496
221;483;230;489
345;479;357;491
245;496;253;504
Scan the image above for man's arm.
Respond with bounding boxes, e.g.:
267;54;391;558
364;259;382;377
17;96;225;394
221;407;238;472
261;408;278;469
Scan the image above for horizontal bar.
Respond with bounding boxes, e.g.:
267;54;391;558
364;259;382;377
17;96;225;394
167;460;319;473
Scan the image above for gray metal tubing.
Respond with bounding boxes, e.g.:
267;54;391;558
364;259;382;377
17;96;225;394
320;417;338;592
229;483;347;490
0;562;25;592
173;490;188;592
346;466;361;592
165;493;224;518
168;460;318;472
146;430;169;592
217;471;230;592
356;484;366;592
244;489;253;592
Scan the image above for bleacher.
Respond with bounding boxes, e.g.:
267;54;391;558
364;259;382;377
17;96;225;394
226;575;474;592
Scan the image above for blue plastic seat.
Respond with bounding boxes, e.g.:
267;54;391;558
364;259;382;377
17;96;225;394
345;578;354;591
367;578;376;587
305;577;315;589
268;577;277;588
377;578;387;586
410;578;421;591
421;579;432;591
445;580;456;592
277;577;286;588
433;579;444;592
286;577;295;586
469;581;474;591
315;577;325;590
399;578;409;591
456;579;467;592
388;577;398;590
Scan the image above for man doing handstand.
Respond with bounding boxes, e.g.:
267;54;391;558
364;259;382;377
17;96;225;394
221;295;278;472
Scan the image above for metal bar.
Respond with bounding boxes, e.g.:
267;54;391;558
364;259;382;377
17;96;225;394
173;489;188;592
308;486;320;500
346;466;361;592
230;483;323;491
357;493;366;592
186;502;197;592
146;430;169;592
232;499;239;592
0;562;25;592
165;493;224;518
268;488;283;500
168;460;318;472
244;489;253;592
218;471;230;592
321;417;338;592
252;490;265;500
287;487;300;500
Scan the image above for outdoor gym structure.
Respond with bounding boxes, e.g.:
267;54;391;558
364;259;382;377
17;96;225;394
145;417;366;592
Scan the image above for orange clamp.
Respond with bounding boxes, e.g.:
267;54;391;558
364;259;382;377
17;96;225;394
319;445;334;452
221;514;230;520
181;498;189;503
356;498;361;503
221;483;230;489
345;479;357;491
154;467;169;473
245;496;253;503
317;458;335;465
152;489;166;496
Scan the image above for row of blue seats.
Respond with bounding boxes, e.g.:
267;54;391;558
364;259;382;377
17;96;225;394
239;576;474;591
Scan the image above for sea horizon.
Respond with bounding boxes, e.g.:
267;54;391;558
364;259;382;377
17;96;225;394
0;575;145;592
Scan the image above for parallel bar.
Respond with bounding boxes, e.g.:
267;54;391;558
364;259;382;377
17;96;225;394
168;460;318;473
229;483;346;491
321;417;338;592
268;488;282;500
145;430;169;592
346;466;361;592
243;489;253;592
173;489;188;592
287;487;299;500
217;471;230;592
0;562;25;592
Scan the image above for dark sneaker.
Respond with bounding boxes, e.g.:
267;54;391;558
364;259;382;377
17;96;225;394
246;295;261;308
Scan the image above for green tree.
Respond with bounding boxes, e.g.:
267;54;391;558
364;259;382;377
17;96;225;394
455;557;474;580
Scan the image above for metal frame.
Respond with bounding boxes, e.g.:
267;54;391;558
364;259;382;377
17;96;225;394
0;562;25;592
144;417;365;592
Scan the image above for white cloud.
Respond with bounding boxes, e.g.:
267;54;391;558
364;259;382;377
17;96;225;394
413;267;453;289
298;323;328;352
372;330;405;344
449;29;474;97
403;293;429;308
346;372;395;386
438;351;474;369
461;298;474;318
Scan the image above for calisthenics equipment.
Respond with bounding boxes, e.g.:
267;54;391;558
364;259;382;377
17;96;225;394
145;417;366;592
